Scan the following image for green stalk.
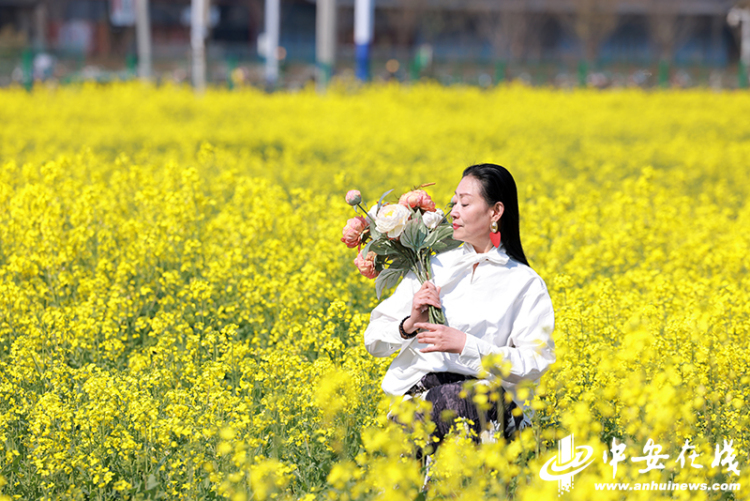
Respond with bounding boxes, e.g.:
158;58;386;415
422;250;446;326
357;203;377;226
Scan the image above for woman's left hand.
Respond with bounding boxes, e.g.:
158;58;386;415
412;322;467;354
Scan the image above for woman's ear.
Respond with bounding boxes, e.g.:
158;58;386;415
494;202;504;222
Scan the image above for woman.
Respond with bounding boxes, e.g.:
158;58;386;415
363;163;556;458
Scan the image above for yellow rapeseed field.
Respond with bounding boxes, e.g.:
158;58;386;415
0;81;748;500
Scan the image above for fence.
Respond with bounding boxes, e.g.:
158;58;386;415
1;43;748;90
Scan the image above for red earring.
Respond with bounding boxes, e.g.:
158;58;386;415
490;230;501;248
490;220;501;248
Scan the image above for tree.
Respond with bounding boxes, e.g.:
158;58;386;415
476;2;530;63
647;0;696;64
559;0;620;63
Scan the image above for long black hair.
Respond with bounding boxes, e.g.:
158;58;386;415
462;163;530;267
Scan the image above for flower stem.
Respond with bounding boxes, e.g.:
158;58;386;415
357;203;377;226
420;251;446;326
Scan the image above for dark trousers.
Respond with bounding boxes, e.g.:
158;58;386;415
401;372;526;459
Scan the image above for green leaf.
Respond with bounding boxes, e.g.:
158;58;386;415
388;254;412;271
369;238;401;256
400;214;428;252
411;209;423;224
431;237;463;254
374;189;394;218
375;268;404;299
377;189;394;207
424;225;453;248
361;240;371;256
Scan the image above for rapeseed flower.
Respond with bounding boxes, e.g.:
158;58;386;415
0;82;746;499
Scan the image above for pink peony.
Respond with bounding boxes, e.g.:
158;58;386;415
341;216;368;248
398;189;436;212
354;250;379;279
345;190;362;206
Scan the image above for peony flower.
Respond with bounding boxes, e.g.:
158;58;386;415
367;205;379;222
354;250;379;279
341;216;368;248
399;189;436;212
375;203;411;239
422;208;444;230
345;190;362;206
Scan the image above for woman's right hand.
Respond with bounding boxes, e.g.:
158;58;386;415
402;281;441;335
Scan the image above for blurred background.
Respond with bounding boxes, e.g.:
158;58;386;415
1;0;750;89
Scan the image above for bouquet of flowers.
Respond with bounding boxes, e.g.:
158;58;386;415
341;185;462;325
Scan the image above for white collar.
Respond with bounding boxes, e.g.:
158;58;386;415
438;242;509;289
460;241;508;259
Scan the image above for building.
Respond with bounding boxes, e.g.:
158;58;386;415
0;0;744;81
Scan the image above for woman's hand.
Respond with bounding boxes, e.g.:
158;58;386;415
413;322;467;354
402;281;441;335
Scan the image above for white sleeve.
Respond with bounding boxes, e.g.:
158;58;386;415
457;277;556;383
363;271;421;357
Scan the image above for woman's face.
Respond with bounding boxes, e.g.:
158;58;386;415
450;176;503;252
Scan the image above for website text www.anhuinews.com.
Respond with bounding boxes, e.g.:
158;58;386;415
595;481;741;492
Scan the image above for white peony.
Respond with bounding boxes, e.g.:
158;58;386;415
367;205;379;221
422;209;444;230
375;203;411;238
